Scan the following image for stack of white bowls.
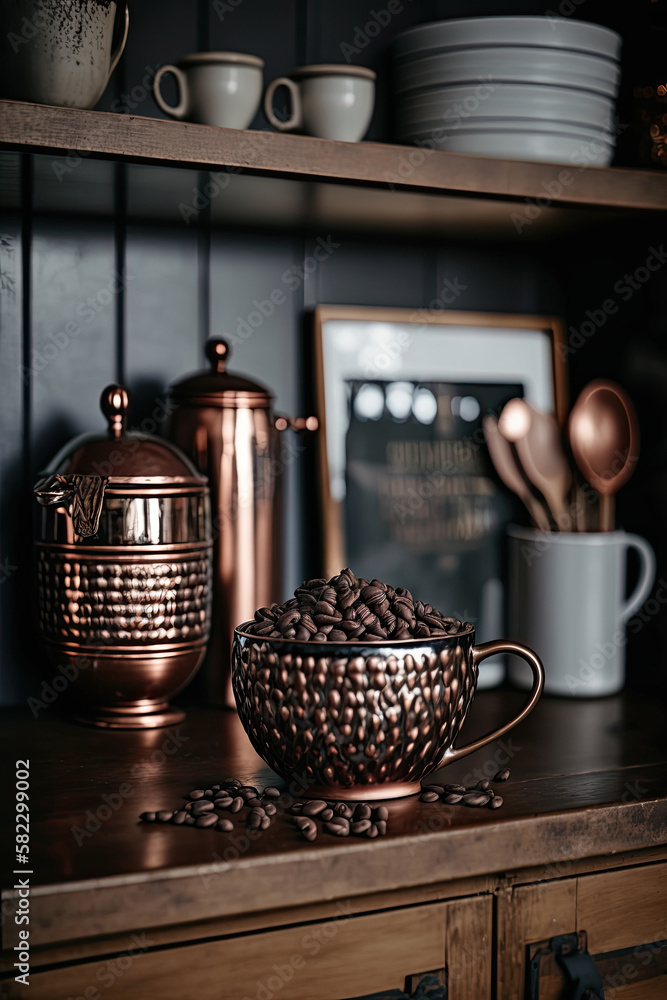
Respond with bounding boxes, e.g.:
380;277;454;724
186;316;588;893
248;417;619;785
394;16;622;165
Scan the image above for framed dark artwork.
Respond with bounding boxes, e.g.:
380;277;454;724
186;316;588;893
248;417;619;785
314;306;567;686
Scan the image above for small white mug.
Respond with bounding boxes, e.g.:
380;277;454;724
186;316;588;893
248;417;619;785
153;52;264;129
507;526;656;697
264;64;376;142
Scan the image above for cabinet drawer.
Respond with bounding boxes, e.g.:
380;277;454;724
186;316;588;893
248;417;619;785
497;861;667;999
2;895;492;1000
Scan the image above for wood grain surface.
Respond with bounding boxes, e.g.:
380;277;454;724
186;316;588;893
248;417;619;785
0;691;665;953
1;101;666;211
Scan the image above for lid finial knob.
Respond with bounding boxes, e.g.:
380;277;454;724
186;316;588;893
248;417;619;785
101;384;129;440
206;338;230;374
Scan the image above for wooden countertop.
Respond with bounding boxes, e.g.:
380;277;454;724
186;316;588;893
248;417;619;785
1;690;666;951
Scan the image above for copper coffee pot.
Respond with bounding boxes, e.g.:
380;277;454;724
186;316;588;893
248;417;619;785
167;339;316;708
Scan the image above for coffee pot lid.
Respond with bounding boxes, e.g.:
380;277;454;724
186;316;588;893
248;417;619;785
169;339;273;408
38;385;206;484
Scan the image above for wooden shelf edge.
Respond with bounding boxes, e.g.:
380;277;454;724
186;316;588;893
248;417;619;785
1;100;666;212
4;793;666;951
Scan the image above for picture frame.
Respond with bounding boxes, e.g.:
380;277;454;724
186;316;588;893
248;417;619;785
313;305;567;680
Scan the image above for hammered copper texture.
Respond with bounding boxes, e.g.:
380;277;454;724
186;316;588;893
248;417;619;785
37;549;211;645
232;632;478;791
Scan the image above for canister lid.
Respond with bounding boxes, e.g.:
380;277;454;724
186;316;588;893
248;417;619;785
168;339;273;408
39;385;206;485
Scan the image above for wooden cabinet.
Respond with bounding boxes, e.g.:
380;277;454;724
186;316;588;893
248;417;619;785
498;861;667;999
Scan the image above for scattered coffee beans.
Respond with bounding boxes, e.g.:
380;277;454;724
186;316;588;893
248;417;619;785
243;568;470;643
418;772;513;813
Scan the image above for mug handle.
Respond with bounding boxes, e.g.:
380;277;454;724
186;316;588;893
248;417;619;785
438;640;544;765
153;64;188;120
264;77;302;131
108;2;130;78
621;534;656;622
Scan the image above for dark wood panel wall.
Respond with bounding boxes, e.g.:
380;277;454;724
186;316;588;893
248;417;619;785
0;0;665;704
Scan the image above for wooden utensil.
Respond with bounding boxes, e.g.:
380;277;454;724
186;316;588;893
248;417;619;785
499;398;573;530
483;414;551;531
568;379;639;532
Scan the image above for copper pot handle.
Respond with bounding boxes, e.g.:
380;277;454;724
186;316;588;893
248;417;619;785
439;640;545;766
33;474;108;538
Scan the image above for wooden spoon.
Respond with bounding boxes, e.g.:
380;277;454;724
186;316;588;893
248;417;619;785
483;414;551;532
568;380;639;532
499;398;573;530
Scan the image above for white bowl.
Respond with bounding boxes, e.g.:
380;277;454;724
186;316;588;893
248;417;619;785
394;16;622;60
395;46;621;97
397;116;617;142
398;127;615;165
397;82;615;131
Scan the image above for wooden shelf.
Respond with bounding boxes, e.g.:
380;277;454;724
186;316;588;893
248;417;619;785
1;100;666;237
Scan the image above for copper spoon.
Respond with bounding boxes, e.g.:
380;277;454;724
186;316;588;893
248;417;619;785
483;415;551;531
499;398;573;530
568;379;639;532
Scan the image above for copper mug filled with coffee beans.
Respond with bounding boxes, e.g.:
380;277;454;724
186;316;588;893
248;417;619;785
232;568;544;800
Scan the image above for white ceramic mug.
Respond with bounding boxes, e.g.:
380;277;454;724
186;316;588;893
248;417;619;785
507;526;656;697
153;52;264;129
264;64;376;141
0;0;129;109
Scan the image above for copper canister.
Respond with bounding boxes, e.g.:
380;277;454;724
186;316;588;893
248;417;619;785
167;339;316;708
33;385;212;729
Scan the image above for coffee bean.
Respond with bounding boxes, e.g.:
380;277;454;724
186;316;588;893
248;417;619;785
241;785;258;795
422;784;445;795
140;811;156;822
494;768;511;782
420;791;440;803
374;806;388;822
189;789;206;800
444;792;463;804
320;808;334;821
354;803;372;820
184;802;194;811
217;819;234;832
245;797;263;809
260;815;271;830
264;802;277;816
351;819;371;834
204;788;213;797
324;820;350;837
247;812;262;829
214;796;233;809
172;811;188;825
476;779;491;791
184;814;196;825
243;570;469;642
230;796;244;813
444;783;466;794
334;803;353;820
462;792;490;807
295;816;314;831
196;813;218;828
191;800;215;816
366;824;379;838
489;795;504;809
302;799;328;817
157;810;174;822
301;825;317;842
290;803;303;815
376;820;387;836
